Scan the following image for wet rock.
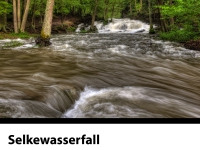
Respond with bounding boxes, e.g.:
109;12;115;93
184;40;200;51
137;29;145;33
35;36;52;47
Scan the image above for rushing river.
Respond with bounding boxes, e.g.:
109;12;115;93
1;19;200;118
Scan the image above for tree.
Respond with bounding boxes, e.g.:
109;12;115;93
29;0;46;31
103;0;109;21
148;0;155;34
20;0;31;32
0;0;10;32
13;0;18;33
157;0;169;32
36;0;55;46
159;0;200;42
91;0;98;31
17;0;21;30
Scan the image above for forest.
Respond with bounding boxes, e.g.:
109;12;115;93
0;0;200;48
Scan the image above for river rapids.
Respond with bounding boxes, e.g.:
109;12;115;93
0;19;200;118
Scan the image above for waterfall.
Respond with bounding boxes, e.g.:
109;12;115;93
76;18;150;33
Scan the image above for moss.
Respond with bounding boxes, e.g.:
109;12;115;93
40;30;50;39
10;32;37;39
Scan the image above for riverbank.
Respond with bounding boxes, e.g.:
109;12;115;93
0;32;38;39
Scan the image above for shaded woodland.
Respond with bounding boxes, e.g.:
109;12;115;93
0;0;200;46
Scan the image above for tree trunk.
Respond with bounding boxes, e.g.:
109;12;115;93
0;0;7;32
20;0;30;32
13;0;18;33
17;0;21;31
111;1;116;19
148;0;152;25
0;14;7;32
157;0;169;32
78;0;82;16
91;0;98;31
134;0;137;13
24;0;27;10
104;0;109;21
148;0;155;34
139;0;142;12
36;0;54;46
31;0;36;31
130;1;132;16
39;0;44;24
60;14;64;25
169;0;174;27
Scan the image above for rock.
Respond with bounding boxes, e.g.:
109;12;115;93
35;36;52;46
184;40;200;51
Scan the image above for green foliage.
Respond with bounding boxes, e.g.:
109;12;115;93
0;33;37;40
160;29;197;42
158;0;200;41
10;33;35;39
30;0;47;17
67;26;76;32
0;1;12;15
135;3;142;12
4;0;199;44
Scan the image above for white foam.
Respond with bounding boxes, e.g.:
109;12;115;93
76;18;150;33
64;86;200;118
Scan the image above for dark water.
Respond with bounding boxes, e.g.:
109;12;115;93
0;33;200;118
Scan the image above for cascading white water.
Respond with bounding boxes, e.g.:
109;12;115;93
76;18;150;33
64;86;200;118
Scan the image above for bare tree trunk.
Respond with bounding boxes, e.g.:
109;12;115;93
104;0;109;21
20;0;30;32
40;0;44;24
31;13;36;31
148;0;152;25
17;0;21;31
111;1;116;19
169;0;174;27
36;0;54;46
24;0;27;10
41;0;54;39
140;0;142;12
13;0;18;33
148;0;155;34
130;1;132;16
78;0;82;16
134;0;138;13
91;0;98;31
31;0;36;31
157;0;169;32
